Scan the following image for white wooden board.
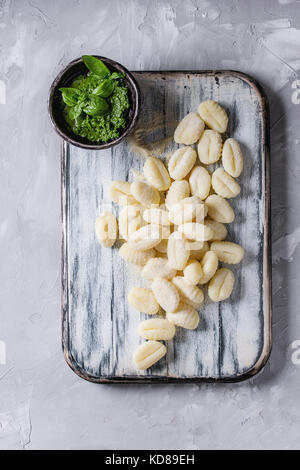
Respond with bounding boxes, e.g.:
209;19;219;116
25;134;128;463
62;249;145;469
62;71;271;383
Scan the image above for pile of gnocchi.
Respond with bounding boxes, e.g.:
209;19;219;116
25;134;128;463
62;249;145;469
95;100;245;371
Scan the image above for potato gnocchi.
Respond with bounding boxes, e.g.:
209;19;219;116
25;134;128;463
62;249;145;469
167;231;190;270
95;212;118;248
186;240;206;251
138;318;176;341
131;181;160;208
205;219;227;241
190;241;209;260
129;224;162;251
109;181;137;205
208;268;235;302
95;98;246;371
133;341;166;370
174;112;205;145
119;205;142;241
189;166;211;200
152;278;180;313
198;251;219;285
167;303;200;330
210;241;245;264
198;100;228;133
143;157;171;191
178;222;213;242
172;276;204;309
165;180;190;209
143;207;171;226
128;287;159;315
141;257;177;280
197;130;222;165
168;146;197;180
119;242;156;266
205;195;235;223
222;138;243;178
168;196;206;225
183;259;203;285
212;168;241;199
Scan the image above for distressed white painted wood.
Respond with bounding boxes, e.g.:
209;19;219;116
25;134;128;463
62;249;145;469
62;72;271;383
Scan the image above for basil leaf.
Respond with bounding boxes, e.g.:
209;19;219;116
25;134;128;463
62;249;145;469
84;95;109;116
92;79;115;98
73;102;85;118
71;75;86;89
82;55;110;79
68;107;76;121
59;87;80;106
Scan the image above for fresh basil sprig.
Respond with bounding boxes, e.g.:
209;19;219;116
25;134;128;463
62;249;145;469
59;87;81;106
73;101;86;118
84;95;109;116
92;78;115;98
82;55;111;79
59;56;126;123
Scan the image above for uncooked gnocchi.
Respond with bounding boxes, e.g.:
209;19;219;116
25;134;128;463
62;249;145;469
119;242;156;266
172;276;204;308
178;222;213;242
198;251;218;285
167;231;190;270
208;268;235;302
119;205;142;240
212;168;241;198
138;318;176;341
189;241;209;260
141;257;177;280
165;180;190;209
109;181;137;205
222;138;243;178
168;146;197;180
97;98;246;371
210;241;245;264
168;196;206;225
129;224;162;251
198;100;228;133
205;219;227;241
174;112;205;145
143;207;171;226
166;303;200;330
189;166;211;200
143;157;171;191
183;259;203;285
95;212;118;248
152;278;180;313
131;181;160;208
205;195;235;223
186;240;206;251
198;130;222;165
128;287;159;315
133;341;166;370
197;130;222;165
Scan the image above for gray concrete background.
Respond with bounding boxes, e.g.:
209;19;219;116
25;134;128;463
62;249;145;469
0;0;299;450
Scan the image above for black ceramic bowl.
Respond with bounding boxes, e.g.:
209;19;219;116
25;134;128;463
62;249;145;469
48;56;140;150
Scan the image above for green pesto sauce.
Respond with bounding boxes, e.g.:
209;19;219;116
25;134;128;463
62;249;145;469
60;56;130;143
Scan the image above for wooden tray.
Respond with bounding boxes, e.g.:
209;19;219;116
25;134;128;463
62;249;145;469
61;71;272;383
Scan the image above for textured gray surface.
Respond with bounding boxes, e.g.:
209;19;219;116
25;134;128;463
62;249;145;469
63;72;270;382
0;0;299;450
